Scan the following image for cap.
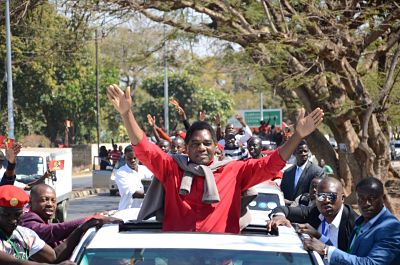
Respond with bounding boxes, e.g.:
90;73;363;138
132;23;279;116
178;132;186;140
0;185;29;208
0;150;5;161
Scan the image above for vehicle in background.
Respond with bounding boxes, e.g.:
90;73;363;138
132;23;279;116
16;148;72;221
391;140;400;160
70;208;324;265
249;181;285;226
92;155;114;191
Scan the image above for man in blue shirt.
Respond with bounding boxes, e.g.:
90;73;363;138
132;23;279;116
303;177;400;265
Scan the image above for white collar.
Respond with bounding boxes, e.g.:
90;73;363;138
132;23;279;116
319;204;344;229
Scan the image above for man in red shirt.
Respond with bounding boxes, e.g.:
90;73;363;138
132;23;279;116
107;84;324;233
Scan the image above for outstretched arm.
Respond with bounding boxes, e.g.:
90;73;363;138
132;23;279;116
278;108;324;161
107;85;143;145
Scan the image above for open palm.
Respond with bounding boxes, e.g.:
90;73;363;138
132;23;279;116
296;108;324;138
107;84;132;115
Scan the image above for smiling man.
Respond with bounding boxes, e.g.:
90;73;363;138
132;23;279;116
0;185;76;265
20;184;121;247
107;84;324;233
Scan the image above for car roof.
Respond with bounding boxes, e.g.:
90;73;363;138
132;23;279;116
82;224;307;253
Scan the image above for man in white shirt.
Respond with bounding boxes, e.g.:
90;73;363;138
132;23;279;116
268;177;358;251
115;145;153;210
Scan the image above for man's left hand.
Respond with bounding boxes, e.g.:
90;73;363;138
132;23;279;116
295;108;324;138
303;237;325;256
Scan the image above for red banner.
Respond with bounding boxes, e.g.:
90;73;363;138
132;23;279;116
49;160;65;171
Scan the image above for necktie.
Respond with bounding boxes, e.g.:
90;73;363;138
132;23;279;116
347;224;362;254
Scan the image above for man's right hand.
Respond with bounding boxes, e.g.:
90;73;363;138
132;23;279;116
107;84;132;115
5;142;22;164
266;215;292;231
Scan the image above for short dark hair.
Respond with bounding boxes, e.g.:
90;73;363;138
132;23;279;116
185;121;217;144
297;140;308;148
124;145;133;154
356;177;384;195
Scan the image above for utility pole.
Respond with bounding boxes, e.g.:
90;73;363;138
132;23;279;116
260;92;264;121
5;0;14;138
95;29;100;154
163;24;169;135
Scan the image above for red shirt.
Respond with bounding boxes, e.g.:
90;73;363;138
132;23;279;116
134;135;286;233
109;150;122;165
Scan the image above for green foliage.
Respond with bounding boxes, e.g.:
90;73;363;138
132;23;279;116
0;2;120;144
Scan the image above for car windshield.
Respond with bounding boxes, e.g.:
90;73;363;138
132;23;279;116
15;156;45;184
249;193;280;211
78;248;314;265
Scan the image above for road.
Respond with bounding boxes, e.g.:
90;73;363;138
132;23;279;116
67;194;119;220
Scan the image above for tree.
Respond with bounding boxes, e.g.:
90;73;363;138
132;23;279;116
64;1;400;211
0;1;121;144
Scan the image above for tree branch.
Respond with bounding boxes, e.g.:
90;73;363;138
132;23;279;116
362;7;400;50
261;0;278;34
361;41;400;143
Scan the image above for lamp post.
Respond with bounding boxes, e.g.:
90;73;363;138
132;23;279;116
5;0;14;138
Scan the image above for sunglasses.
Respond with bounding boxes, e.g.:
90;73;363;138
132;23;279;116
316;192;337;203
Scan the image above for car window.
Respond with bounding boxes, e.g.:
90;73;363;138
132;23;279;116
78;248;315;265
248;193;280;211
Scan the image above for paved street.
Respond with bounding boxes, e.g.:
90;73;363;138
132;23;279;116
67;194;119;220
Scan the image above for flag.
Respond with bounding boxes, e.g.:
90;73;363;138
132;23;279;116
5;138;14;149
49;160;65;171
0;135;5;146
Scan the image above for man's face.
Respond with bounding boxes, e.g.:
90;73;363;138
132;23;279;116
295;145;309;166
158;140;171;153
248;138;262;158
30;186;57;222
357;188;384;222
171;138;185;154
225;124;236;135
309;178;323;201
316;180;344;220
186;129;215;165
225;135;237;149
0;207;23;236
125;151;138;171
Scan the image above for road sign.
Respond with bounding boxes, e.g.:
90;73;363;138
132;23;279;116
228;109;282;128
242;109;282;128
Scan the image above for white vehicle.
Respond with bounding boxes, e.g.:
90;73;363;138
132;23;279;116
248;181;285;226
16;148;72;221
70;208;324;265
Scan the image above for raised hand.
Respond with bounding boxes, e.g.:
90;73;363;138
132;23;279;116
107;84;132;115
214;113;221;125
147;114;156;127
295;108;324;138
176;106;187;121
198;110;206;121
5;142;22;164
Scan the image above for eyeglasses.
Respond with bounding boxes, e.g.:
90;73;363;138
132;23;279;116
316;192;337;203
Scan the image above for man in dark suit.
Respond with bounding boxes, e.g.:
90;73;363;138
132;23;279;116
268;177;358;251
303;177;400;264
280;140;325;205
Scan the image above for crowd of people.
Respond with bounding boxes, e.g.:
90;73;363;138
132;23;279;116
0;83;399;264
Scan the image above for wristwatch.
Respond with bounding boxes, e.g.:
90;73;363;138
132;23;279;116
323;244;329;260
